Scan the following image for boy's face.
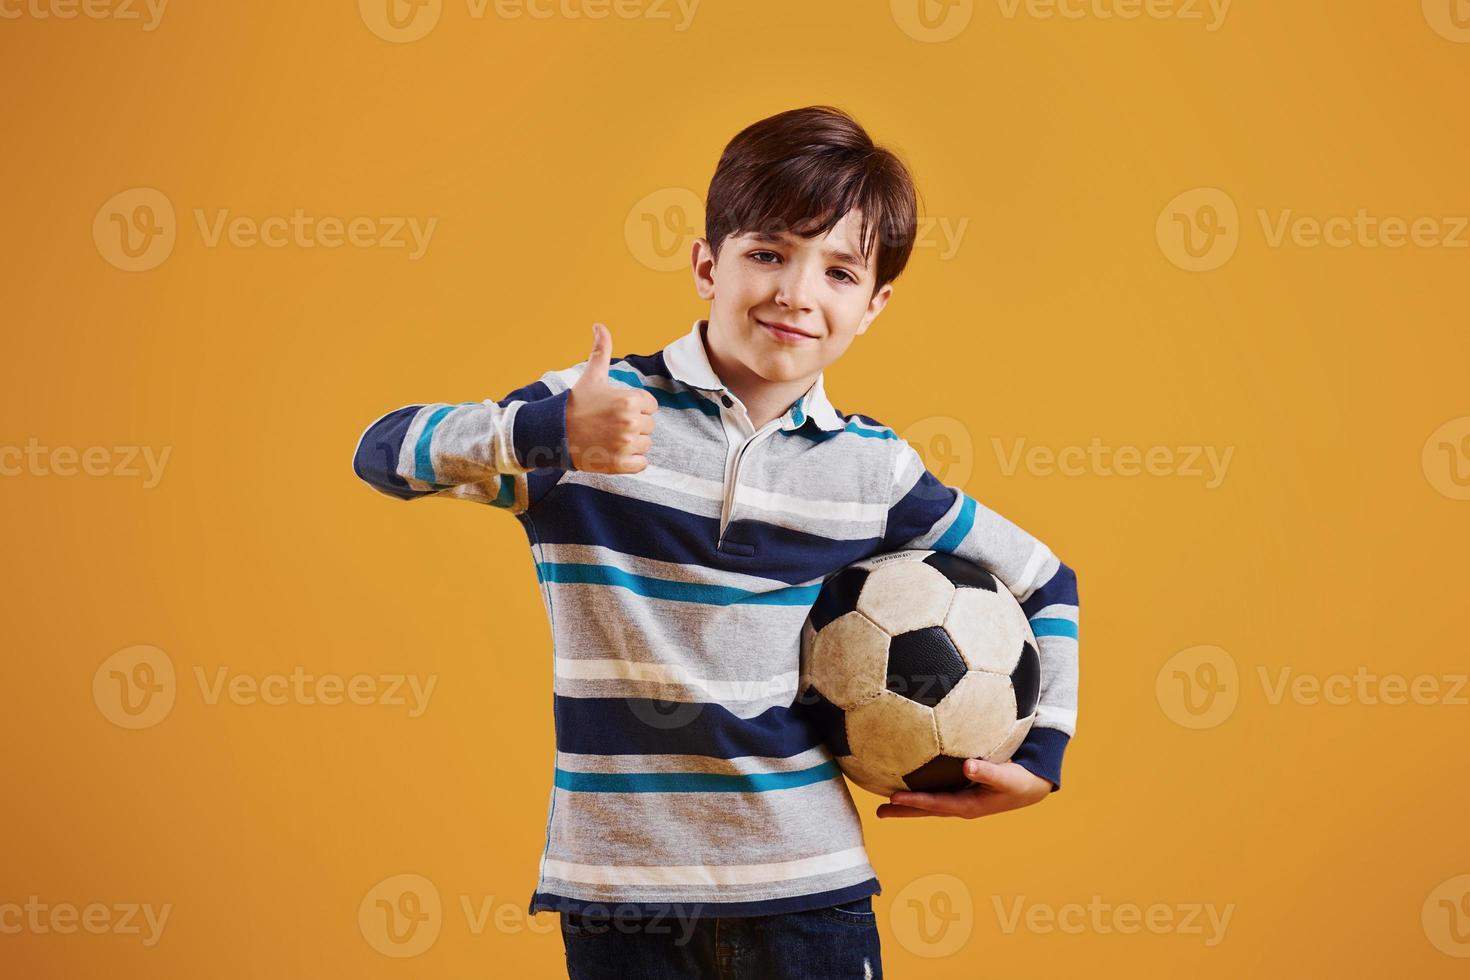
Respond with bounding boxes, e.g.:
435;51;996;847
691;208;893;386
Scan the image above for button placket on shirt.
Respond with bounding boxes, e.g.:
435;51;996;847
713;390;789;553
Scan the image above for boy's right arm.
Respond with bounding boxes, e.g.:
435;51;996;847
351;324;656;514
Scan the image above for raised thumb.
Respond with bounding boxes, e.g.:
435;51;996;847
581;322;612;385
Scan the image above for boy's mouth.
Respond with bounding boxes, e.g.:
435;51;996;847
756;318;817;343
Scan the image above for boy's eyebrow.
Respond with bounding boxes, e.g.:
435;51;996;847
748;230;869;269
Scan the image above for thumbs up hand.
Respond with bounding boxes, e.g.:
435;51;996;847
566;323;658;474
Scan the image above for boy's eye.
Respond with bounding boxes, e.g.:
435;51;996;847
749;249;859;285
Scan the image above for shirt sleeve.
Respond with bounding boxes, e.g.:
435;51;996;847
351;363;586;516
881;435;1080;792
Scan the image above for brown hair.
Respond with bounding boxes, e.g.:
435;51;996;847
704;106;920;294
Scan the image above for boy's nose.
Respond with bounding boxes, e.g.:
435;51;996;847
773;271;815;313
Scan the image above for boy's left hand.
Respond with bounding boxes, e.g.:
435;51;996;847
876;759;1052;819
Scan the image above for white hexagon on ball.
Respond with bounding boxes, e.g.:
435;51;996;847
944;586;1032;674
806;611;891;710
845;690;941;777
856;560;954;634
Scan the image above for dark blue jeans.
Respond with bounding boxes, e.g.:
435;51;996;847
559;896;883;979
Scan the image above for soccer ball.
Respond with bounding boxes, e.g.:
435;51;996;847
798;549;1040;796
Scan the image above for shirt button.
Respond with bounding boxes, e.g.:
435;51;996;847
720;395;733;408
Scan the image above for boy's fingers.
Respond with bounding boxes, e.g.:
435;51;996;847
962;758;1007;788
875;803;934;818
887;791;964;815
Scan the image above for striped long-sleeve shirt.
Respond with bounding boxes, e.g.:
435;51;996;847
352;319;1080;918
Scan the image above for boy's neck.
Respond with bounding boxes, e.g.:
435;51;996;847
701;321;817;430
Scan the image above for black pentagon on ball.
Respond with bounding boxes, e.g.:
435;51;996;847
885;626;968;708
921;551;997;592
1012;641;1041;718
809;566;869;633
795;684;850;757
903;754;970;792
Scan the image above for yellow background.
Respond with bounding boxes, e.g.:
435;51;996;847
3;1;1469;976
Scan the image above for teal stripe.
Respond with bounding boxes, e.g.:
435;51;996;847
608;370;720;416
931;493;977;553
535;561;821;606
554;761;841;794
413;406;457;483
488;474;516;509
843;422;897;439
1030;617;1078;639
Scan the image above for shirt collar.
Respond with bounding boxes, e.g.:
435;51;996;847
663;319;846;433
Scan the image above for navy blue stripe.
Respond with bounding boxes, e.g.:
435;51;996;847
353;405;430;500
882;472;957;551
512;388;573;471
553;695;824;759
1009;726;1069;792
496;379;554;408
527;483;880;586
529;877;880;919
1021;561;1079;619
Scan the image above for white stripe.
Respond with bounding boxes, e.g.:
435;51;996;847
556;746;834;776
555;657;799;703
542;846;870;888
547;364;587;391
892;441;922;488
1015;542;1052;598
624;465;887;526
1036;706;1078;730
1031;603;1078;622
739;485;888;524
629;464;726;502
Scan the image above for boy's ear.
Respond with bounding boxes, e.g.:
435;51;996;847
691;237;716;301
855;282;893;336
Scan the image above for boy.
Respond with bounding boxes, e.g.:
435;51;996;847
352;105;1080;979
